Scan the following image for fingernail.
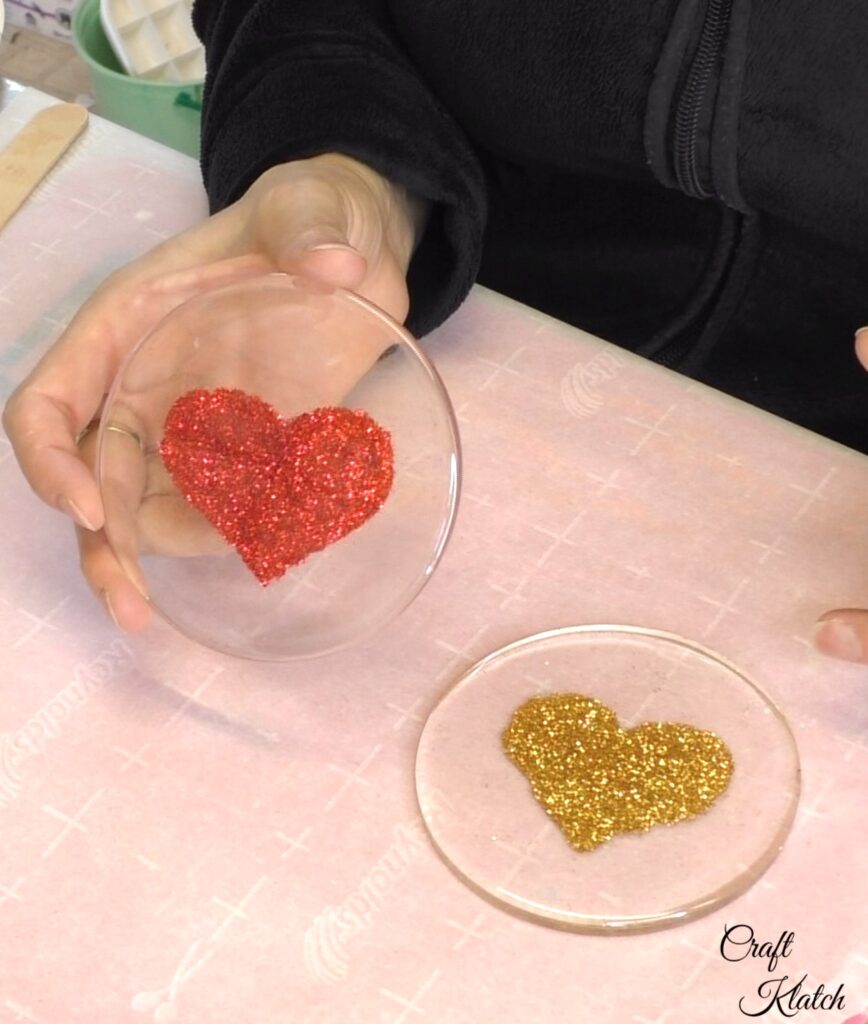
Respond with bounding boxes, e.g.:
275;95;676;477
59;496;97;532
307;242;355;252
101;590;121;630
813;618;864;663
855;326;868;340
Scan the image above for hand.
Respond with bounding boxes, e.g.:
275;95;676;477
3;154;424;632
813;328;868;665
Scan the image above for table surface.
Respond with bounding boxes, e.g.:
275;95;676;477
0;88;866;1024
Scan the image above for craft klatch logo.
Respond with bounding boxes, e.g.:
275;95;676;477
720;923;853;1017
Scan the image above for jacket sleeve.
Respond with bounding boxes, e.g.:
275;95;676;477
192;0;488;337
737;0;868;256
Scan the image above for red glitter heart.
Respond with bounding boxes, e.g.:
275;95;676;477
160;388;394;585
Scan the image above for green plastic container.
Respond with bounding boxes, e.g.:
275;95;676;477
72;0;203;158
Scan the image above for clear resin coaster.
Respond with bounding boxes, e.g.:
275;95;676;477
415;625;800;933
97;274;460;660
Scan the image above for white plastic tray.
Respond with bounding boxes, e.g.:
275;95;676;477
100;0;205;83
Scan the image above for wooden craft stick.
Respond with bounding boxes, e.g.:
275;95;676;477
0;103;89;232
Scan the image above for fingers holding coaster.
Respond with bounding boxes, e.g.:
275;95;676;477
74;416;153;631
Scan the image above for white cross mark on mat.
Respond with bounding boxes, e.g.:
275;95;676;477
280;568;324;602
586;467;623;498
624;404;675;455
29;239;62;261
434;626;489;681
325;743;383;811
209;874;270;944
70;190;122;229
445;912;486;950
0;877;25;903
275;826;312;858
789;467;837;520
386;698;424;731
533;510;584;568
452;400;472;426
132;937;216;1021
493;836;542;875
697;576;751;637
112;744;151;771
41;789;104;859
380;968;441;1023
620;688;662;727
165;667;224;727
462;489;494;510
41;311;72;330
0;272;22;306
129;161;158;180
795;778;834;831
397;450;432;484
749;534;786;565
3;1000;40;1022
12;595;70;650
490;573;531;610
477;346;527;391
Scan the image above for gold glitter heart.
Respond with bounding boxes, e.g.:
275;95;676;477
502;694;734;851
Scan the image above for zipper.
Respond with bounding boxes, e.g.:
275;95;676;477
672;0;734;199
638;0;749;370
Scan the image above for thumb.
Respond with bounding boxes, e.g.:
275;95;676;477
286;243;369;293
813;609;868;665
254;184;368;291
856;327;868;371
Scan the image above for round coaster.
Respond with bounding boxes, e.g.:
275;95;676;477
97;273;460;660
415;625;800;933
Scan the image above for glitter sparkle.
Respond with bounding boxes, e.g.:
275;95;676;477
160;388;394;585
502;694;734;852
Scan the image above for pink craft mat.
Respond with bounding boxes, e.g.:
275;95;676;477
0;89;866;1023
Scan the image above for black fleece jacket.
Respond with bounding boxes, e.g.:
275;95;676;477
192;0;868;453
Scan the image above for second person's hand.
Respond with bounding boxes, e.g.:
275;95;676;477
813;328;868;666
